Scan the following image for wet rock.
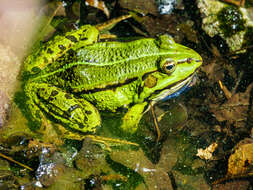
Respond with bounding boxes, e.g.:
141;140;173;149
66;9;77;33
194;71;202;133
110;148;174;190
197;0;253;53
227;138;253;176
0;158;10;170
118;0;159;15
0;92;10;128
0;44;20;128
156;0;181;15
75;139;110;175
0;169;19;189
172;171;210;190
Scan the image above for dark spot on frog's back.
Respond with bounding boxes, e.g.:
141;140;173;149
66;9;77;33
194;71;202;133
51;90;59;96
81;37;88;41
35;110;40;118
66;35;78;43
85;110;92;115
78;123;85;129
84;116;88;122
58;44;66;51
65;94;72;99
47;48;54;54
31;66;41;74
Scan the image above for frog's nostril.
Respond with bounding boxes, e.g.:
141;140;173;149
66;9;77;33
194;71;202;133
187;58;193;63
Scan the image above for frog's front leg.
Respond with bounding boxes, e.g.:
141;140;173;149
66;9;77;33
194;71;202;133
24;82;101;132
120;102;148;133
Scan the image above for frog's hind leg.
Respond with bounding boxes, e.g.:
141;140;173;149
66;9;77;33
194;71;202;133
24;25;99;75
24;82;101;133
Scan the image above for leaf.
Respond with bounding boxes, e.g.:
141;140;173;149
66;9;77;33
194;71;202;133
210;83;253;128
227;138;253;176
30;2;64;49
196;143;218;160
85;0;110;18
118;0;159;15
110;148;174;189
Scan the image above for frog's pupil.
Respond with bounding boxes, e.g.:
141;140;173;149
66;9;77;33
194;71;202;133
166;64;174;70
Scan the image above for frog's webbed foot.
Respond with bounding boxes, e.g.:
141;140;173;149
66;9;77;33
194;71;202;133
24;82;101;133
120;102;148;133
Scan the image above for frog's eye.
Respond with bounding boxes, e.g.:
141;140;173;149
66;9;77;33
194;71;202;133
162;59;176;74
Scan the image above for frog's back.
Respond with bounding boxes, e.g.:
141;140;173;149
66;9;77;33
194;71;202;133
60;38;162;91
77;38;159;64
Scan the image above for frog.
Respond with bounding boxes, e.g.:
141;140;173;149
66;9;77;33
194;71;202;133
22;16;202;134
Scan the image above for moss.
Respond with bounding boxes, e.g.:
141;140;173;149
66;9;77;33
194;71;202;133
217;6;246;38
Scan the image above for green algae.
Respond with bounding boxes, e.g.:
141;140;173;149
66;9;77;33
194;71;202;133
217;6;246;38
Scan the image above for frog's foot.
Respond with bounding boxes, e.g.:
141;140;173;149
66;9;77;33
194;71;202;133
121;102;148;133
24;82;101;133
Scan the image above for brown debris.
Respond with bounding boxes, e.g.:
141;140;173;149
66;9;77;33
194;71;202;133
213;180;250;190
196;142;218;160
210;83;253;128
220;0;245;7
227;138;253;176
118;0;159;15
86;0;110;18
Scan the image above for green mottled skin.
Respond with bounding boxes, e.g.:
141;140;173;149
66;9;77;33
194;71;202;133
24;25;99;75
23;24;202;133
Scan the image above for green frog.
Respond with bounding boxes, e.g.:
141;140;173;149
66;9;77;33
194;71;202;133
22;17;202;134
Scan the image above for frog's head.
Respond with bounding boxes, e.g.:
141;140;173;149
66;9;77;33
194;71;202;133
139;35;202;103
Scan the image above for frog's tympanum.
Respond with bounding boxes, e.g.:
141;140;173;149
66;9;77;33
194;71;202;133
22;18;202;134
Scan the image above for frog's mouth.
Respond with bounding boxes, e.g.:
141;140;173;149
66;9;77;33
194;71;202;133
150;73;196;103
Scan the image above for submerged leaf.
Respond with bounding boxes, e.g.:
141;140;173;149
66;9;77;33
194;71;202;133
210;83;253;128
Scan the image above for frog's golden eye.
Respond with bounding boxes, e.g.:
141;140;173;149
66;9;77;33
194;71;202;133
162;59;176;74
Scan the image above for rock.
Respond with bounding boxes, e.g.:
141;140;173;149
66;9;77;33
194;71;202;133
0;44;20;127
197;0;253;53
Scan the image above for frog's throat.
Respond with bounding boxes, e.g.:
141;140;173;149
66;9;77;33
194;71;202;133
150;73;195;104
